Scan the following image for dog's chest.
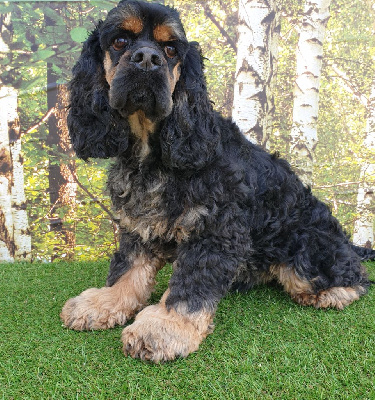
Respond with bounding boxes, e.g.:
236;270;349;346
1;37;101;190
111;167;207;243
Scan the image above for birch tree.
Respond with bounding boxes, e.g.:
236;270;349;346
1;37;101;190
232;0;280;148
0;11;31;261
0;88;15;262
353;77;375;248
290;0;331;186
0;87;31;261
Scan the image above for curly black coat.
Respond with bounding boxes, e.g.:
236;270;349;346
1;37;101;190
63;0;374;361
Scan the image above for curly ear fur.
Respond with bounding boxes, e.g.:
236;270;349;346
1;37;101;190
161;42;221;171
68;26;129;160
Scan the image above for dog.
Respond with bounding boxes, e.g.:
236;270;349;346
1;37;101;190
61;0;375;362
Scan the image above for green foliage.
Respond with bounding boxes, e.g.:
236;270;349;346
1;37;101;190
70;26;89;43
168;0;238;116
272;0;375;234
314;0;375;231
3;0;374;260
9;1;118;261
8;0;240;261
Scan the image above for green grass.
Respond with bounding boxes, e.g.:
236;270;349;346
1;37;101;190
1;261;375;399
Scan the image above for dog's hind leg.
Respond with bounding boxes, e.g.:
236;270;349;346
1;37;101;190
270;264;368;310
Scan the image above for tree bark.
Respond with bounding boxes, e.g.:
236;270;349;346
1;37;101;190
290;0;332;186
232;0;280;148
0;87;31;261
0;11;31;262
45;4;77;260
353;77;375;248
0;88;15;262
46;80;77;260
57;84;77;259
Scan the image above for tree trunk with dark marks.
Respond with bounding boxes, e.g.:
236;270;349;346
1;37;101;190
290;0;331;186
232;0;280;148
0;88;16;262
353;77;375;248
46;79;77;260
0;88;31;261
0;11;31;262
45;4;77;260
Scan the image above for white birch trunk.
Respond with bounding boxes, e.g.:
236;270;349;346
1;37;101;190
232;0;279;148
0;87;31;261
8;89;31;260
0;87;16;261
353;78;375;247
290;0;331;186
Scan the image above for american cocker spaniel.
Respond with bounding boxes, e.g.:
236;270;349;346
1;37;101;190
60;0;375;362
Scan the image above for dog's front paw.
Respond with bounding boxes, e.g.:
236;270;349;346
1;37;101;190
121;304;212;362
60;287;137;331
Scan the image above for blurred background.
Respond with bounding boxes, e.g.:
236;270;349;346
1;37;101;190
0;0;374;262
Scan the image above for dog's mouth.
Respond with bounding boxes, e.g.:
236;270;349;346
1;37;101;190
109;83;173;122
119;89;157;117
130;91;149;107
107;56;175;122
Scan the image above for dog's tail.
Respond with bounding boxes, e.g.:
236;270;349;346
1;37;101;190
352;244;375;261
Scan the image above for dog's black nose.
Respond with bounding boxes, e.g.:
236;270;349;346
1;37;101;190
130;47;163;71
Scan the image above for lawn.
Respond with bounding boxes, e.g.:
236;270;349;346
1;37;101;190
1;261;375;399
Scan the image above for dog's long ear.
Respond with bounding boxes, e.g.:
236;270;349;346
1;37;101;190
161;42;221;171
68;25;129;160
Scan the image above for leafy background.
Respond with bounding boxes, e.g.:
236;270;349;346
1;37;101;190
1;0;374;261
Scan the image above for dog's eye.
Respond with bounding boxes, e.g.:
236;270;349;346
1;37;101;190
165;45;177;58
113;38;129;51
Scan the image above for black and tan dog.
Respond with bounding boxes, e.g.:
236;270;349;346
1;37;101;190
61;0;375;362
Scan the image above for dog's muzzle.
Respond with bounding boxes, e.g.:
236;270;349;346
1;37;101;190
108;43;174;121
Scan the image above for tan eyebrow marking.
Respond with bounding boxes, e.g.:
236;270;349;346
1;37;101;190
153;24;177;42
121;17;143;34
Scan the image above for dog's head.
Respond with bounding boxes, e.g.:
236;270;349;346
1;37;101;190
100;1;187;121
68;0;220;169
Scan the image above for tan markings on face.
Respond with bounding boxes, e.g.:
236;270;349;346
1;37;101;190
121;16;143;34
121;288;215;361
60;254;164;330
104;52;116;85
153;24;176;42
168;61;181;94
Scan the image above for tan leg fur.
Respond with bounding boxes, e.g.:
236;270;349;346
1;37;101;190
270;264;366;310
121;289;214;362
60;254;163;330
